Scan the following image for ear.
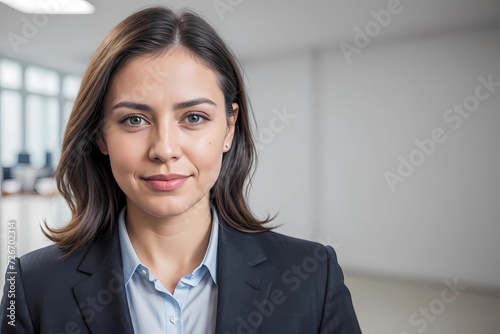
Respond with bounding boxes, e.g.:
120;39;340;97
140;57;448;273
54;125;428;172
96;134;109;155
223;103;239;152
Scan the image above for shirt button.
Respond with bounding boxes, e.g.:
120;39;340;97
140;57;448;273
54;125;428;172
170;316;178;324
141;269;147;276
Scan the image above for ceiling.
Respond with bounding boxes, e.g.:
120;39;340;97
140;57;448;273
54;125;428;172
1;0;500;74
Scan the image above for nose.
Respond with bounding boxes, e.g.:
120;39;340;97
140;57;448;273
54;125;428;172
148;122;181;163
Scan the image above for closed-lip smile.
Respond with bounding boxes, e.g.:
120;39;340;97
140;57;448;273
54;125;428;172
142;174;189;191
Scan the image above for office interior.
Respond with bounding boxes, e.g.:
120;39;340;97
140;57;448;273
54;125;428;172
1;1;500;333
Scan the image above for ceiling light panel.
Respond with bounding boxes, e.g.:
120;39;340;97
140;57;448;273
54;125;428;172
0;0;95;14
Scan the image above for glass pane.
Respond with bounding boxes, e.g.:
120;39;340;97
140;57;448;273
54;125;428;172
60;100;73;137
0;91;23;166
0;59;22;89
53;100;74;168
63;75;81;99
26;95;60;169
25;66;59;95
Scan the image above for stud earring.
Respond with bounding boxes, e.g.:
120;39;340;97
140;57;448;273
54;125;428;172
225;143;230;148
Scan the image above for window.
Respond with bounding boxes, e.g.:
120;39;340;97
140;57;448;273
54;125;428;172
0;91;22;166
25;66;60;95
0;57;81;185
26;95;60;168
0;59;22;89
63;75;81;99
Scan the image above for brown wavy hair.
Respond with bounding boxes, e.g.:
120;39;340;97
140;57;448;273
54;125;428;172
44;6;274;255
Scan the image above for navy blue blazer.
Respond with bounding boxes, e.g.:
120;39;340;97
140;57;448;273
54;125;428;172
1;219;361;333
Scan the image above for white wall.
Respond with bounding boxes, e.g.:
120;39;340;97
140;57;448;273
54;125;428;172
317;28;500;288
245;27;500;290
245;53;316;241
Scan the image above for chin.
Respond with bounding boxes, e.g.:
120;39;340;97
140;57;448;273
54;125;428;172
126;189;210;218
143;204;188;218
140;199;202;219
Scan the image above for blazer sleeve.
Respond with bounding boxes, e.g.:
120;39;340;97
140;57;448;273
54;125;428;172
1;257;36;334
319;245;362;333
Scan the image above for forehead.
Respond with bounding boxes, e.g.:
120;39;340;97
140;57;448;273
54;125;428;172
106;49;224;104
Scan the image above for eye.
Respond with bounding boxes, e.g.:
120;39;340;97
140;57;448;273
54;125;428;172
183;113;207;124
120;115;148;126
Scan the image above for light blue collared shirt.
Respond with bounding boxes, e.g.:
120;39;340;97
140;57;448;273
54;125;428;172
118;207;219;334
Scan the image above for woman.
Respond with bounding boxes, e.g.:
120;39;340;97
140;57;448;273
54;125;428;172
1;6;361;334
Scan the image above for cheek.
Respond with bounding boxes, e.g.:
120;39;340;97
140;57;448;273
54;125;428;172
106;136;145;175
189;139;224;182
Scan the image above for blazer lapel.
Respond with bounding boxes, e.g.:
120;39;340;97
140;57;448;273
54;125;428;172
215;222;272;333
73;228;134;334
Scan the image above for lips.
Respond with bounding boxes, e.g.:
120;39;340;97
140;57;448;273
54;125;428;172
142;174;189;191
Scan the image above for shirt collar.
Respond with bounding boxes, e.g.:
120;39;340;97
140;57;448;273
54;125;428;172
117;207;141;285
117;206;219;286
202;209;219;284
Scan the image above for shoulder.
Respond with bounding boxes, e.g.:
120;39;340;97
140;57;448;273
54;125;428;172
20;243;64;264
18;229;116;277
251;229;331;256
19;244;81;273
222;225;334;268
17;243;89;294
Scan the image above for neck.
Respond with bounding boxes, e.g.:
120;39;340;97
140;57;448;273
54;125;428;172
125;198;213;271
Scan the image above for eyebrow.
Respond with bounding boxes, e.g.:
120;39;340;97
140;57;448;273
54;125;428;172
173;97;217;110
111;97;217;112
111;101;152;112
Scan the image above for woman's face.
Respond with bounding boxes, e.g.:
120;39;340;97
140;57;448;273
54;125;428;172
100;49;237;220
